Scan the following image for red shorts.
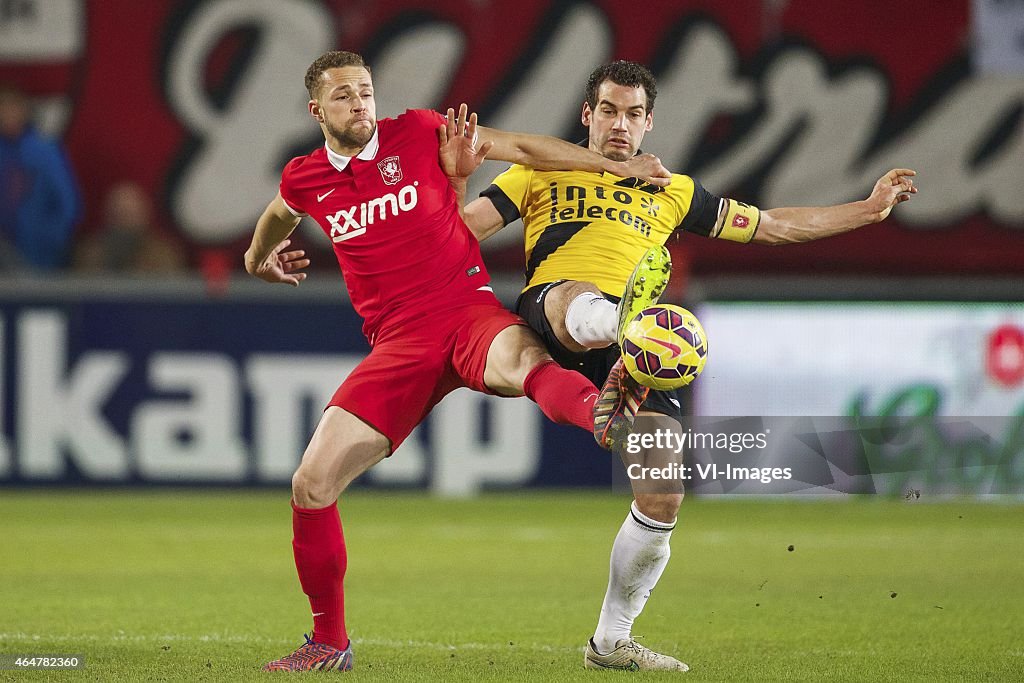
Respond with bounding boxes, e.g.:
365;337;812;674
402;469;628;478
329;293;525;451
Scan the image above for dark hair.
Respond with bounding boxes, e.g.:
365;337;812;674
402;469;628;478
585;61;657;113
304;51;370;99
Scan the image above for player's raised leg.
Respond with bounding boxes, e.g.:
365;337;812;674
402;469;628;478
542;280;613;353
587;410;688;672
452;299;643;453
539;248;672;449
542;245;672;355
521;282;640;447
480;323;647;451
263;407;390;672
481;323;601;431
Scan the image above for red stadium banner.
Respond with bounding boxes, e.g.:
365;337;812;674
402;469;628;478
1;0;1022;275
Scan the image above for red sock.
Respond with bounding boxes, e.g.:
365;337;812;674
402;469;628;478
291;500;348;650
523;360;598;431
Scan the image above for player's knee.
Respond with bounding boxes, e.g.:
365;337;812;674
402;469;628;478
545;281;608;353
505;342;551;394
544;280;601;316
635;493;683;524
485;325;551;394
291;466;338;509
518;342;551;373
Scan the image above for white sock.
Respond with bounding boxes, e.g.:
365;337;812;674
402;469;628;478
565;292;618;348
592;501;675;654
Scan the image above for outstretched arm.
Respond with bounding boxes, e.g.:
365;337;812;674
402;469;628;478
477;124;670;186
244;193;310;286
438;104;671;187
752;169;918;245
437;104;670;242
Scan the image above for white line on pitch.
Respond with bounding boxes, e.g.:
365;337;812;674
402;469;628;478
0;632;581;653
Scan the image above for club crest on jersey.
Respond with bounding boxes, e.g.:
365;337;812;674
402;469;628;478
378;156;403;185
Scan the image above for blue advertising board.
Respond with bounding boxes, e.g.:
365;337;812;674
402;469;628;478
0;292;610;492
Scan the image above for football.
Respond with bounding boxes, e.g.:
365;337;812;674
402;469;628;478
620;304;708;390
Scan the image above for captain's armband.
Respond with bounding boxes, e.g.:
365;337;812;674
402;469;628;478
712;199;760;243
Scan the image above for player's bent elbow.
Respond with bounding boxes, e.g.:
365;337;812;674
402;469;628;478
243;251;261;276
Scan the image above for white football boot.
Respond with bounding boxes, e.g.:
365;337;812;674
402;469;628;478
584;637;689;672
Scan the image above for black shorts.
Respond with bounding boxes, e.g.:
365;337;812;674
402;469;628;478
515;281;686;420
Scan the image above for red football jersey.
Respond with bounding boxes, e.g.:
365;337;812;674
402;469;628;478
279;109;492;341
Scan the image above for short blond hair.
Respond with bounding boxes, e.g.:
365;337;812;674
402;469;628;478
304;51;370;99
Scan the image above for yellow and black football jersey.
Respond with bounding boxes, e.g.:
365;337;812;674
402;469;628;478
482;165;761;295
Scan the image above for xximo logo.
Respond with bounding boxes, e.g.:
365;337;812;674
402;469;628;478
325;182;419;243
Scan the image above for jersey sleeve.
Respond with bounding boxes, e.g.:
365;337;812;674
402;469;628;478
675;177;721;237
278;157;308;217
480;164;533;227
676;177;760;243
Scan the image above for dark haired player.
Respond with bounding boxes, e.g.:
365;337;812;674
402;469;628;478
244;51;673;672
451;60;917;671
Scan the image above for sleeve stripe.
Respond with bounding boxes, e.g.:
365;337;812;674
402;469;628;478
480;184;520;226
281;197;306;217
711;198;727;238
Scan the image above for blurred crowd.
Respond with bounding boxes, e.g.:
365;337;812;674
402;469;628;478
0;84;188;276
0;82;689;293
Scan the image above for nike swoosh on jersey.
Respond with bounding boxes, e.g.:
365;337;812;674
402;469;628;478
317;189;336;202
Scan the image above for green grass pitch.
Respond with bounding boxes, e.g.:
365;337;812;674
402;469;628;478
1;490;1021;681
